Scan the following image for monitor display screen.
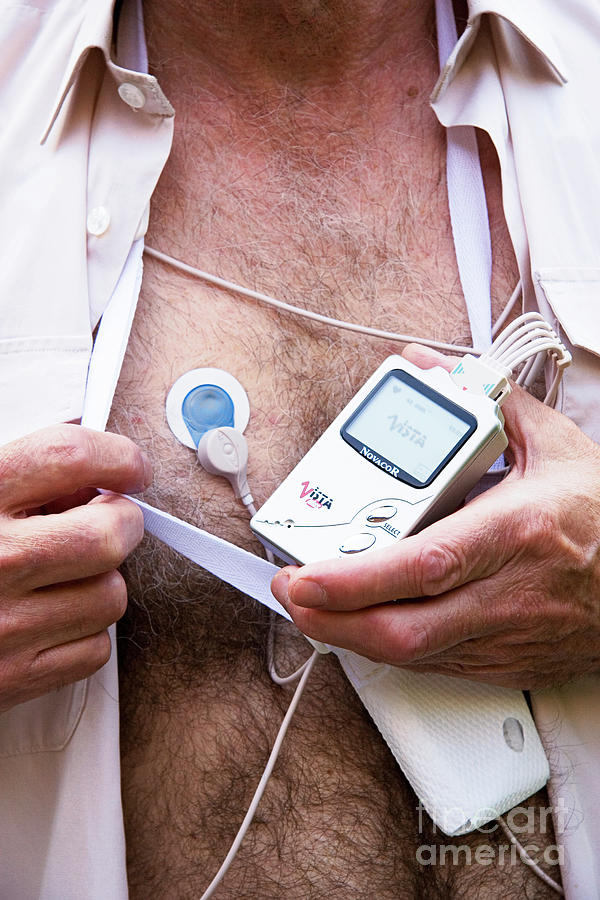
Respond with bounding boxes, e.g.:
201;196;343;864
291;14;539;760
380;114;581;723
342;370;476;486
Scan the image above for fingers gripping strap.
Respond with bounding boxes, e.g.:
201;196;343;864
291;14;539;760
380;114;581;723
337;650;550;835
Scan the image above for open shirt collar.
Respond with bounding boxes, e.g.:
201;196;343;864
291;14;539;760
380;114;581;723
432;0;568;102
41;0;173;143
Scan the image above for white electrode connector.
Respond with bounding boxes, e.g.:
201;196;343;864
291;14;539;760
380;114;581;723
449;313;571;406
197;426;253;506
450;355;512;404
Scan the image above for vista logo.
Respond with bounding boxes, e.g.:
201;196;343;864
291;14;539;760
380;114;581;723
300;481;333;510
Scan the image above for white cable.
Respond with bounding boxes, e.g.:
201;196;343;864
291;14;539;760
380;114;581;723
522;352;550;390
497;337;557;370
495;816;564;895
147;247;563;380
494;335;555;369
490;327;555;366
154;238;568;412
492;280;522;337
486;325;553;367
493;328;556;366
246;505;311;685
544;365;564;407
516;355;537;386
488;312;547;349
266;609;312;685
485;313;548;359
478;314;569;400
501;340;563;371
200;651;319;900
151;244;570;420
144;245;481;356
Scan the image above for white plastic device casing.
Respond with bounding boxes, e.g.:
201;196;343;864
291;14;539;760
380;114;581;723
251;355;549;834
250;356;507;564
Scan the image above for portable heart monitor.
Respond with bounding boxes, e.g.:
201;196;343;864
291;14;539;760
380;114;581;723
250;355;508;564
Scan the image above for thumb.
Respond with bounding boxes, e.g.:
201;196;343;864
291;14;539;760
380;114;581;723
283;482;521;612
401;343;460;372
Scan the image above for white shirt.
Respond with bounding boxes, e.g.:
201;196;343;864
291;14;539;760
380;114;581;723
1;1;599;897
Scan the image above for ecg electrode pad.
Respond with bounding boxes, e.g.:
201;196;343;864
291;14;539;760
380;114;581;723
166;367;250;449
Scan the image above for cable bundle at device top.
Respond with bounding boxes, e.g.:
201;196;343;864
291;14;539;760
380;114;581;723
449;313;571;407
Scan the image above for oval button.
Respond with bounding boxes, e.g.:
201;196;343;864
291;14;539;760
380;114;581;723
118;82;146;109
339;533;376;554
86;206;110;236
366;505;397;523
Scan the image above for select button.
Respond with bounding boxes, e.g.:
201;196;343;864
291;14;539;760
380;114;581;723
366;505;397;523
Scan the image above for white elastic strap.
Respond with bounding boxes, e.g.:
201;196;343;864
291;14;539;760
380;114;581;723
434;0;493;352
128;495;289;620
82;239;144;432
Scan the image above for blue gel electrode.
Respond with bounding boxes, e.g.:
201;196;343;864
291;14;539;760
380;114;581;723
181;384;235;447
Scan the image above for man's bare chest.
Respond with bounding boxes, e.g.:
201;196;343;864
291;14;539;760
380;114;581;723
108;141;559;897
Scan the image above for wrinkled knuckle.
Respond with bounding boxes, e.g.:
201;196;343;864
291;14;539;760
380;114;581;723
0;608;20;647
520;503;557;553
93;507;139;569
0;535;28;582
0;446;20;485
0;649;52;710
390;619;430;664
43;424;91;481
414;541;465;596
0;430;40;483
407;620;430;660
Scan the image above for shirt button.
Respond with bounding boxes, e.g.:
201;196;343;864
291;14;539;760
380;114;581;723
87;206;111;236
118;82;146;109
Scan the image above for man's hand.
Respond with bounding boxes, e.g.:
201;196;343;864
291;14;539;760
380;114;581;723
0;424;151;712
272;346;600;690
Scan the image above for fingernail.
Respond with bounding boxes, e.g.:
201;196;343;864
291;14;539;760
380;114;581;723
271;570;291;609
291;579;327;608
140;451;153;489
